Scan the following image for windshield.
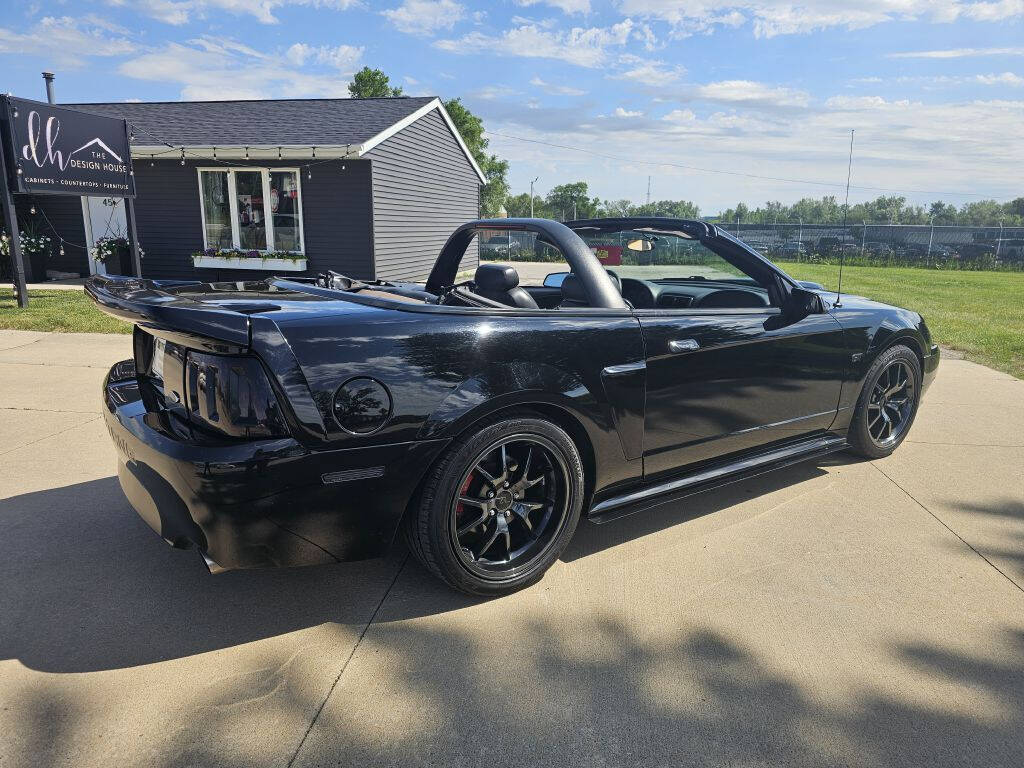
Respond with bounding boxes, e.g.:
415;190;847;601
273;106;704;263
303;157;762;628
570;228;754;283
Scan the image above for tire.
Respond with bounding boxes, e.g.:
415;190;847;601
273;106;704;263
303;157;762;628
404;413;585;596
848;344;922;459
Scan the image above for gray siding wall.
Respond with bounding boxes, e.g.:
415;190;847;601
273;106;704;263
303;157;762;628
366;108;481;281
131;159;374;280
14;196;89;278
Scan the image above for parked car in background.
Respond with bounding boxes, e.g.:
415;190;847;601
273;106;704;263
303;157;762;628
87;217;939;596
778;241;806;257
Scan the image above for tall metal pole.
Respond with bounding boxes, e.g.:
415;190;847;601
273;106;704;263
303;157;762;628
0;123;29;307
529;176;538;218
122;119;142;277
835;129;855;308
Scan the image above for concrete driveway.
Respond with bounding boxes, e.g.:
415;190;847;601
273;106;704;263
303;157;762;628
1;329;1021;768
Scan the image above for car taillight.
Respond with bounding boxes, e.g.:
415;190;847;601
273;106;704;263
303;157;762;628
185;351;289;439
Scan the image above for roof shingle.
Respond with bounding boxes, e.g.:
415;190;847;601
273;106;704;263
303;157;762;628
63;97;437;148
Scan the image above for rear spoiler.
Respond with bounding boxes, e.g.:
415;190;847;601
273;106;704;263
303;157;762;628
85;274;251;350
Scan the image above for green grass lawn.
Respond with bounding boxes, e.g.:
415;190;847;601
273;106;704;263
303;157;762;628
777;262;1024;379
3;266;1022;378
0;288;132;334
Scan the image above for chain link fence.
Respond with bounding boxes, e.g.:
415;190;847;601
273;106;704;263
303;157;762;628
719;223;1024;271
478;224;1024;272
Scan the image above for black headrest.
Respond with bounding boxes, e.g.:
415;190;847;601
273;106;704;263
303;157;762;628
561;274;588;303
475;263;520;292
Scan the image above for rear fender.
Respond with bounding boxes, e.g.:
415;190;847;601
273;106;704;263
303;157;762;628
417;361;642;493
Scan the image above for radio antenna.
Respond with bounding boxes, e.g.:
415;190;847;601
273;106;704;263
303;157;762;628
836;129;854;308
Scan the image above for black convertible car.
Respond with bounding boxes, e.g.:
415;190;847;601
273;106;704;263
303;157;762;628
87;218;938;595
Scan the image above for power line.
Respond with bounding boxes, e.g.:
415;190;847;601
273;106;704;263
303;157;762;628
485;130;999;200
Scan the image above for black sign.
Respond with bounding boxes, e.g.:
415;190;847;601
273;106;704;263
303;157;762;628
1;95;135;198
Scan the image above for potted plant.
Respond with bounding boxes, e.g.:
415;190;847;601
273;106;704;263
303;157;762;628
4;222;52;281
91;236;131;274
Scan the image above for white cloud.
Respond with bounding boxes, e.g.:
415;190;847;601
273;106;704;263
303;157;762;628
613;54;684;86
974;71;1024;85
616;0;1024;38
382;0;465;36
661;108;696;123
435;19;635;67
483;91;1024;212
515;0;592;13
693;80;810;108
119;36;362;100
285;42;363;69
115;0;362;26
529;77;587;96
0;16;136;67
614;107;644;117
887;46;1024;59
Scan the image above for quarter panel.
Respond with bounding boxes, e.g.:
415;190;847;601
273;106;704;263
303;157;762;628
276;308;647;494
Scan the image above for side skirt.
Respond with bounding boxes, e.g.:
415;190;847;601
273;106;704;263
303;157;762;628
588;434;848;524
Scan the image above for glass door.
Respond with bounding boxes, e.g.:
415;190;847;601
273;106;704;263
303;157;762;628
81;196;127;276
234;171;267;251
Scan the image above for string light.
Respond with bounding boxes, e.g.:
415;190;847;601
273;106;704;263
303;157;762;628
180;148;185;166
30;203;36;215
244;146;249;160
278;146;282;160
212;146;217;160
312;146;317;159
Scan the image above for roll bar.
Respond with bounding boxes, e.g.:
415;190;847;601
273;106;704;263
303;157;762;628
426;218;629;310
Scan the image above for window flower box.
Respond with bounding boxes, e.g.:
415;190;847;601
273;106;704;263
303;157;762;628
191;248;307;272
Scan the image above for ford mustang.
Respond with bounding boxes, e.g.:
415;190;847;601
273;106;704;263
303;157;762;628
86;217;939;595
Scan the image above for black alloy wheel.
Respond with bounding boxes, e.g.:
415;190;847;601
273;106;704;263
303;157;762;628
849;344;922;459
451;435;569;576
866;359;917;448
405;414;584;596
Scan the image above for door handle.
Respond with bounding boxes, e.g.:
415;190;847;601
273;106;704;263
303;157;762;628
668;338;700;353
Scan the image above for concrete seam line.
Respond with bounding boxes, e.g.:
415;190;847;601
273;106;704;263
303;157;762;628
0;336;49;352
869;461;1024;596
906;440;1024;448
0;406;100;414
0;415;101;458
285;551;410;768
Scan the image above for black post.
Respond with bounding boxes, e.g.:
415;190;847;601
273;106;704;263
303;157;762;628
125;197;142;277
0;134;29;308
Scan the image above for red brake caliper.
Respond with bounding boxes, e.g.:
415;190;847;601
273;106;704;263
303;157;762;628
455;472;475;519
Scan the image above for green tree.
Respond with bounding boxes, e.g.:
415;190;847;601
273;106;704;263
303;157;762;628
443;97;509;217
348;67;403;98
506;192;548;218
545;182;600;220
633;199;701;219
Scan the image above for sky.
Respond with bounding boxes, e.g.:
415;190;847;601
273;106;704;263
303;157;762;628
1;0;1022;214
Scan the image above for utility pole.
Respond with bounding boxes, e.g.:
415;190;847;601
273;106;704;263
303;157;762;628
646;175;651;206
529;176;538;218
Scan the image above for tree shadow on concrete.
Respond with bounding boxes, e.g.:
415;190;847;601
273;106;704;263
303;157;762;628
8;605;1022;768
938;497;1024;585
1;453;852;674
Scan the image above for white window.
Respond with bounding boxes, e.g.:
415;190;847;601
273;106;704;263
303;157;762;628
197;168;304;253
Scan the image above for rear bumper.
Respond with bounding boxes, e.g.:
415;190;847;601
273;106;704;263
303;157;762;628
922;343;939;393
103;361;448;572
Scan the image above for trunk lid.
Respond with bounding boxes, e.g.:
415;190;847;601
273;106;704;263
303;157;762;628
86;275;349;347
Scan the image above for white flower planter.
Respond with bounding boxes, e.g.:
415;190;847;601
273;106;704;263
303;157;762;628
192;255;307;271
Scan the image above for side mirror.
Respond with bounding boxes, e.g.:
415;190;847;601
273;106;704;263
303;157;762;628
786;287;825;316
543;272;569;288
